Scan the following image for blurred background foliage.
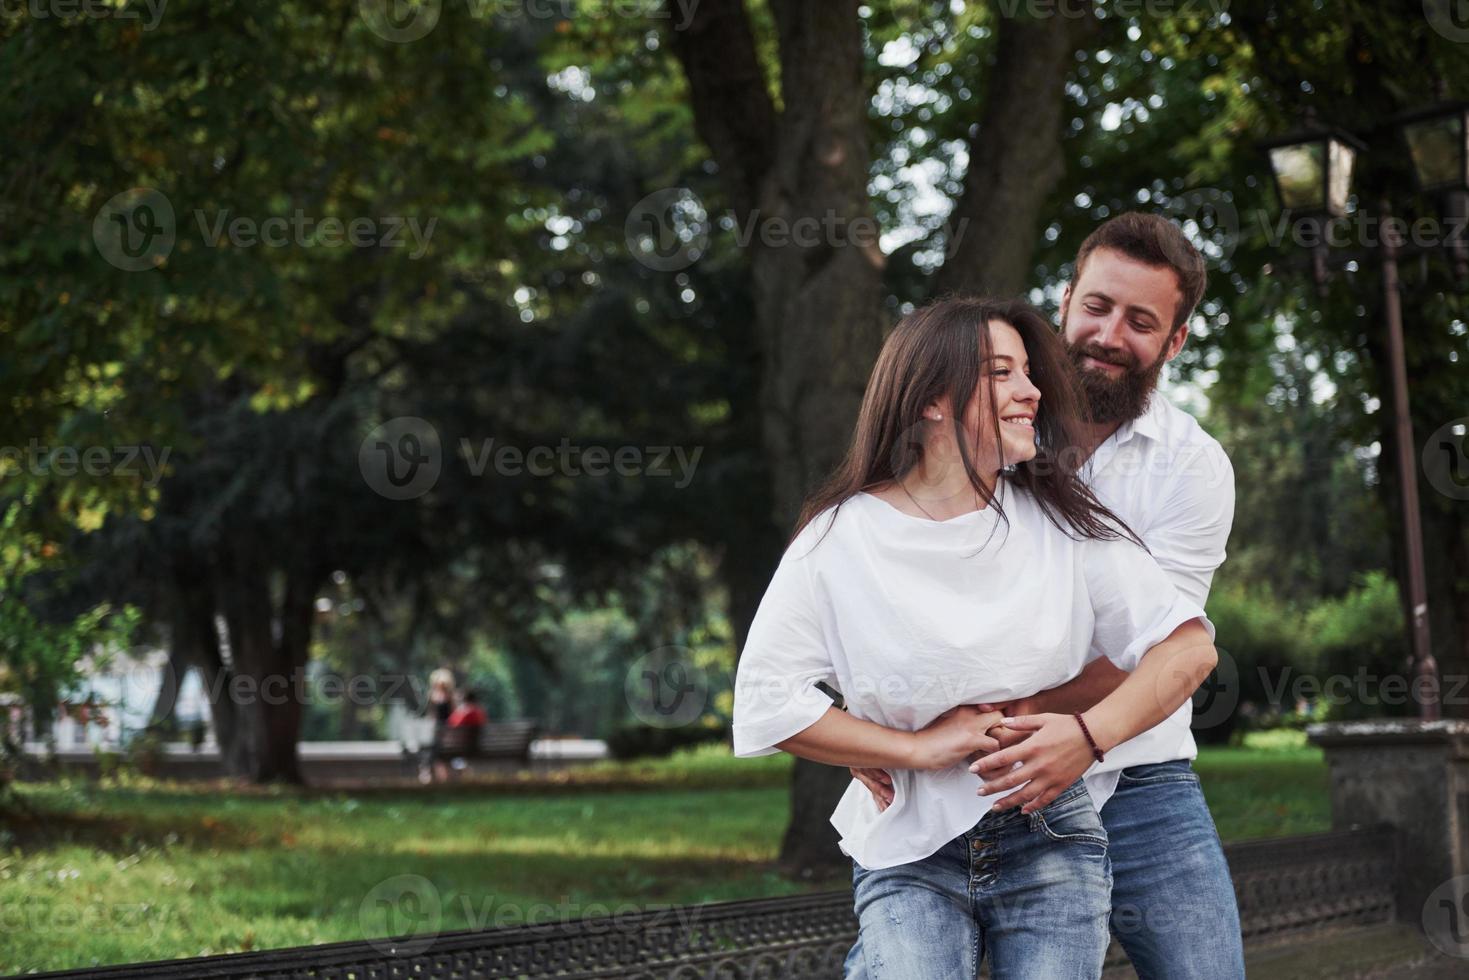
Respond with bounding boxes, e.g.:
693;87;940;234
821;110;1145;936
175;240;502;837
1;0;1465;808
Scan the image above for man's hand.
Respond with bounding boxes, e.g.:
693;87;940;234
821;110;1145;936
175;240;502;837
850;766;894;810
975;699;1036;750
968;712;1097;814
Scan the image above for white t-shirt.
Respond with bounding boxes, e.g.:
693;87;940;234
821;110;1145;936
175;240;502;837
1080;393;1236;793
731;483;1211;870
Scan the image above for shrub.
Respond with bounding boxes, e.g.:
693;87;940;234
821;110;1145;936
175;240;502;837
606;723;727;760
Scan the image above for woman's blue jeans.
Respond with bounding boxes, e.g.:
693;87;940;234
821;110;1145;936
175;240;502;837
848;778;1112;979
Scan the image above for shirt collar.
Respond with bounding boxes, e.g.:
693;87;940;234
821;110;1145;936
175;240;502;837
1108;392;1167;449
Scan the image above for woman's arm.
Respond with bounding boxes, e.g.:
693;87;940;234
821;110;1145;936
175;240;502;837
969;618;1216;813
781;703;1005;771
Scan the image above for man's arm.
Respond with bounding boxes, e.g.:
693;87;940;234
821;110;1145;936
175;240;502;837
1004;657;1128;717
1011;440;1235;717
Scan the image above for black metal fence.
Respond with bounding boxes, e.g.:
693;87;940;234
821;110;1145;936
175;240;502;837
15;825;1398;980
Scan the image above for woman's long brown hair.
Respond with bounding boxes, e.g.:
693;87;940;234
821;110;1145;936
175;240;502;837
794;296;1141;549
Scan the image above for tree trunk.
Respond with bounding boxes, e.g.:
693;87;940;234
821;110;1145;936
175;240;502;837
144;639;187;736
936;11;1097;297
206;532;313;784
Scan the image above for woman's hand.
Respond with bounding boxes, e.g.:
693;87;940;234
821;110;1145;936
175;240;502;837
909;705;1005;771
967;712;1097;814
852;703;1008;810
850;766;895;810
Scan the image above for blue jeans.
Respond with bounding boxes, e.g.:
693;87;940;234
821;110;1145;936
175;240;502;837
1105;759;1245;979
842;760;1244;979
847;778;1112;979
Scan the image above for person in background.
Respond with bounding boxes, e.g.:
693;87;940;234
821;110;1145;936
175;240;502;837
445;690;488;777
421;667;457;784
447;689;487;731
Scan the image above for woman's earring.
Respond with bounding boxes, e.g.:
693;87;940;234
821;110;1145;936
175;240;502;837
934;414;943;421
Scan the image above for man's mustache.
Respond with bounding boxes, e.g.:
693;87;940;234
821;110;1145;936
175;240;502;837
1073;345;1139;371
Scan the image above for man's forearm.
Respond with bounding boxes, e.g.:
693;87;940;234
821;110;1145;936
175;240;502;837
1023;656;1130;716
776;706;918;770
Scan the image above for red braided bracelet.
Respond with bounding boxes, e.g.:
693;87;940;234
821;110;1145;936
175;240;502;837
1074;713;1105;764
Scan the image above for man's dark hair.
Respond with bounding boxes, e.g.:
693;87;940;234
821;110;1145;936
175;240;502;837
1074;212;1207;332
464;690;480;703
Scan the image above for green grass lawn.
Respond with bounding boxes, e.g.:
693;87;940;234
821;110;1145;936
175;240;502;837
0;734;1328;974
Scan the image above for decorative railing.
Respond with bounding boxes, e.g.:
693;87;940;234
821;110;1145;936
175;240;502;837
15;826;1397;979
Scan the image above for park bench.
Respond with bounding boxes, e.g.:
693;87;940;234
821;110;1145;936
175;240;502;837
414;719;540;773
18;825;1397;979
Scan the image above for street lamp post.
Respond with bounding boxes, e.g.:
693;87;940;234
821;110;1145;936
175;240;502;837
1261;105;1469;721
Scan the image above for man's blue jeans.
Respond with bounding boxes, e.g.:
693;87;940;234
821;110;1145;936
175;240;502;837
1104;759;1245;978
842;760;1245;979
848;778;1112;979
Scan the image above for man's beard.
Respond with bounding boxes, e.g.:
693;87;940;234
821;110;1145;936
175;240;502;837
1063;316;1169;424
